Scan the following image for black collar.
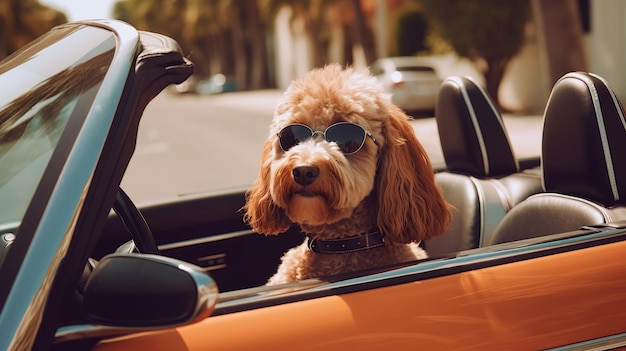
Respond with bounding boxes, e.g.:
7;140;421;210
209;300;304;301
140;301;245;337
306;231;385;254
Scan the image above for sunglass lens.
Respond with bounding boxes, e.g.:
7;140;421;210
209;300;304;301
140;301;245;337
279;125;312;151
326;123;366;154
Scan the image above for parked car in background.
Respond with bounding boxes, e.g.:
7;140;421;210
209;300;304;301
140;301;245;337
1;19;626;351
371;56;442;112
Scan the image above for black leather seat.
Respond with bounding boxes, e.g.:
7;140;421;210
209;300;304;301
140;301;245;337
425;76;542;255
489;72;626;245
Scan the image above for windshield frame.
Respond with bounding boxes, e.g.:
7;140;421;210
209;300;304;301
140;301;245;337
0;20;140;351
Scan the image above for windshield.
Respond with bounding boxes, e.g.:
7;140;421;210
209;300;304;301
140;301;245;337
0;25;115;232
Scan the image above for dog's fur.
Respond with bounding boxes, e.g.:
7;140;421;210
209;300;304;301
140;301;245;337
244;64;450;285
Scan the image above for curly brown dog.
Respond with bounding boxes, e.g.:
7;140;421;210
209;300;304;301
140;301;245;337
244;64;450;285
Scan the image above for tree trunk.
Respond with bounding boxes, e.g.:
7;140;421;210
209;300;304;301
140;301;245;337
244;2;269;89
484;57;509;111
351;0;376;65
342;23;354;65
231;7;249;90
531;0;589;87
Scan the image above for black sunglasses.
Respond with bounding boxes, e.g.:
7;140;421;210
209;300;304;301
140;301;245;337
277;122;377;155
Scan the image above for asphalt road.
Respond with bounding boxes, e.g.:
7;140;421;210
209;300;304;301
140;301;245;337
121;90;279;204
121;90;543;204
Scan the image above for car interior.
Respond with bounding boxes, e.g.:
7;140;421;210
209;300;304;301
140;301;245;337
424;76;542;256
90;71;626;299
489;72;626;244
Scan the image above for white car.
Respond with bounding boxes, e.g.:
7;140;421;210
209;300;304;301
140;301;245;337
371;57;442;112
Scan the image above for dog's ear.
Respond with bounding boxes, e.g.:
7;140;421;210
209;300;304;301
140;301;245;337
243;141;292;235
376;106;451;243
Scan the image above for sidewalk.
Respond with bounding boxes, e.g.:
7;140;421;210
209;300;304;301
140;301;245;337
410;113;544;170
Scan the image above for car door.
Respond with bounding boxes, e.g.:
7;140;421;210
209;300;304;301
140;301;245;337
94;226;626;350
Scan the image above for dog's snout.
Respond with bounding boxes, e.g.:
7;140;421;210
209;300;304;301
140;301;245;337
292;166;319;186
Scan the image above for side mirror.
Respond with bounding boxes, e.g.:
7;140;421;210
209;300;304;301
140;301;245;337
83;254;218;327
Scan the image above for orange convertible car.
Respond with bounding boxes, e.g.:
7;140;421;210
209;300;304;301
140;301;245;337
1;20;626;351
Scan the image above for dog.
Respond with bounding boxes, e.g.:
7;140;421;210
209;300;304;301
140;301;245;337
244;64;450;285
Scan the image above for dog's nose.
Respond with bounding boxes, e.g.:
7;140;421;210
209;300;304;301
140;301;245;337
292;166;319;186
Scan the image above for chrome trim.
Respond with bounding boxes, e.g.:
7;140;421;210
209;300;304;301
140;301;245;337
545;332;626;351
158;229;256;251
197;253;227;272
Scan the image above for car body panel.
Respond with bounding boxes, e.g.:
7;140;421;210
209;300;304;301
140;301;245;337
93;233;626;350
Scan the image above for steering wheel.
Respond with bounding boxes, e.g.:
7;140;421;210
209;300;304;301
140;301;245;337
112;187;160;254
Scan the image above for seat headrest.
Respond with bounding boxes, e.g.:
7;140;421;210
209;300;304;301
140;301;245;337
542;72;626;206
436;76;519;177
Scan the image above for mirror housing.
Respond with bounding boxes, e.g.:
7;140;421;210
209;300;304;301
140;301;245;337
83;253;218;327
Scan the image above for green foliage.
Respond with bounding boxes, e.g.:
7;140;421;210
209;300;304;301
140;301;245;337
0;0;67;59
420;0;530;64
112;0;189;41
395;10;428;56
420;0;531;108
112;0;274;88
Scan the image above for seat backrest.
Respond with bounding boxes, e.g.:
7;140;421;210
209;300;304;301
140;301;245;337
425;76;542;255
489;72;626;245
